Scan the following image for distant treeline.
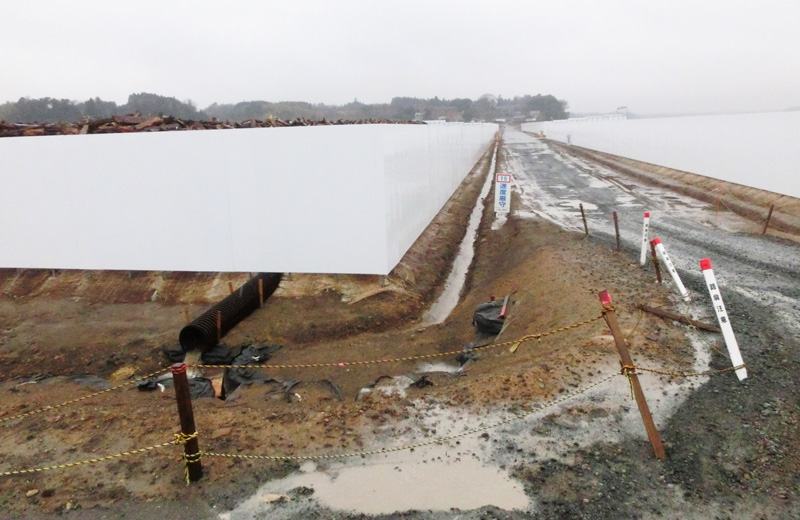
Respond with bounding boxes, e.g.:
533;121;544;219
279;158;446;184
0;92;568;124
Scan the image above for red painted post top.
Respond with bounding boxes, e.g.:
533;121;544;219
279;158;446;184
652;237;662;245
644;212;650;218
700;258;712;271
598;290;612;305
170;362;187;374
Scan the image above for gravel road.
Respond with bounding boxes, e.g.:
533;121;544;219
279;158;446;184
502;128;800;519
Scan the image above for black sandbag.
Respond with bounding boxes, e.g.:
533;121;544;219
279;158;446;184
472;300;504;335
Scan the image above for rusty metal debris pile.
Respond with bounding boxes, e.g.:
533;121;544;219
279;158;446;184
0;115;424;138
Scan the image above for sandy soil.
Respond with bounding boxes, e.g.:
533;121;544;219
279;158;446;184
0;136;797;519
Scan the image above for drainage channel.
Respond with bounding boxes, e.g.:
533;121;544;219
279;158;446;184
422;141;499;325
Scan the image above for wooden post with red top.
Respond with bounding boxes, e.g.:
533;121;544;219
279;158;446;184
599;290;666;460
170;362;203;482
649;240;662;284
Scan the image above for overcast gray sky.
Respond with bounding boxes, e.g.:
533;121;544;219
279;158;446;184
3;1;799;115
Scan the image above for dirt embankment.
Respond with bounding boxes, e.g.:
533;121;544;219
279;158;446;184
1;135;797;519
0;142;496;382
0;136;682;517
549;141;800;237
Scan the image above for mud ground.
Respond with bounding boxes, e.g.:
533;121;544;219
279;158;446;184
0;137;798;519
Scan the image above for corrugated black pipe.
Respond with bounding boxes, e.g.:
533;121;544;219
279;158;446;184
179;273;282;352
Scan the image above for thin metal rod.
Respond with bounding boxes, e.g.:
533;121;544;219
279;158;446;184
762;204;775;235
580;203;589;236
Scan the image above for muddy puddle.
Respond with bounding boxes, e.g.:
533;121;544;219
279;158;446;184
222;451;529;518
221;319;713;518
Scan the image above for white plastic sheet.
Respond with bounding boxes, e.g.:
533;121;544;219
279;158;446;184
0;123;497;274
523;112;800;198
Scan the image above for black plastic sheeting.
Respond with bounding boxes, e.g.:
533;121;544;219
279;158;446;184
179;273;282;352
142;342;283;400
472;300;505;335
136;375;215;399
223;344;282;395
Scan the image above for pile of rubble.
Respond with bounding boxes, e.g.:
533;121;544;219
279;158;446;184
0;115;423;138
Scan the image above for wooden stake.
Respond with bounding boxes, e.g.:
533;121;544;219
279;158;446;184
580;203;589;236
183;307;191;325
258;278;264;308
170;363;202;483
613;211;621;252
649;240;662;284
762;204;775;235
599;291;665;460
228;281;234;294
216;311;222;344
499;294;510;319
636;303;721;333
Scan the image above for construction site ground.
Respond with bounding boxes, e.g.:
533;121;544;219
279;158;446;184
1;132;799;519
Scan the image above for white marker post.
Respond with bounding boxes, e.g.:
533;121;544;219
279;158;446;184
639;212;651;266
700;258;748;380
494;172;511;214
652;237;691;302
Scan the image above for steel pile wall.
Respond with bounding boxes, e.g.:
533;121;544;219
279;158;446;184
522;111;800;198
0;123;496;274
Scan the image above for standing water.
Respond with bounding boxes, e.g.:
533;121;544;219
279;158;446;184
422;142;498;325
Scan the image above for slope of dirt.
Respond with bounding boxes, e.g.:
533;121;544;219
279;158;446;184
0;137;797;519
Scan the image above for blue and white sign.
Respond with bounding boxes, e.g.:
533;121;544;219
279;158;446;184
494;173;511;214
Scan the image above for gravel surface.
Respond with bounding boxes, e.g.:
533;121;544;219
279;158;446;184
501;128;800;519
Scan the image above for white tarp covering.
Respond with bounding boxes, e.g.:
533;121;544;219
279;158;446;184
522;111;800;199
0;123;497;274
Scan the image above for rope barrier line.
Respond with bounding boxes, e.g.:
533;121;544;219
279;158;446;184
203;373;619;462
624;308;644;341
191;314;605;371
0;432;195;477
0;315;603;428
0;359;745;477
620;364;636;399
0;368;171;424
631;363;746;378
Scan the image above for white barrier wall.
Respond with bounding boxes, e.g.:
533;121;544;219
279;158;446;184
0;123;497;274
522;112;800;198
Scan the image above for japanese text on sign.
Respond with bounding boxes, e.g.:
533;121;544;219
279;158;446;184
494;173;511;213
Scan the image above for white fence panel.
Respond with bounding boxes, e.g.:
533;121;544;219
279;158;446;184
0;123;497;274
522;112;800;198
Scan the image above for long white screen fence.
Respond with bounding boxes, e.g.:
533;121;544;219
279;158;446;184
1;123;497;275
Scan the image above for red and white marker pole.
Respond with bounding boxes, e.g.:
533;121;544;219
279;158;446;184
652;237;691;302
700;259;747;380
640;212;651;266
